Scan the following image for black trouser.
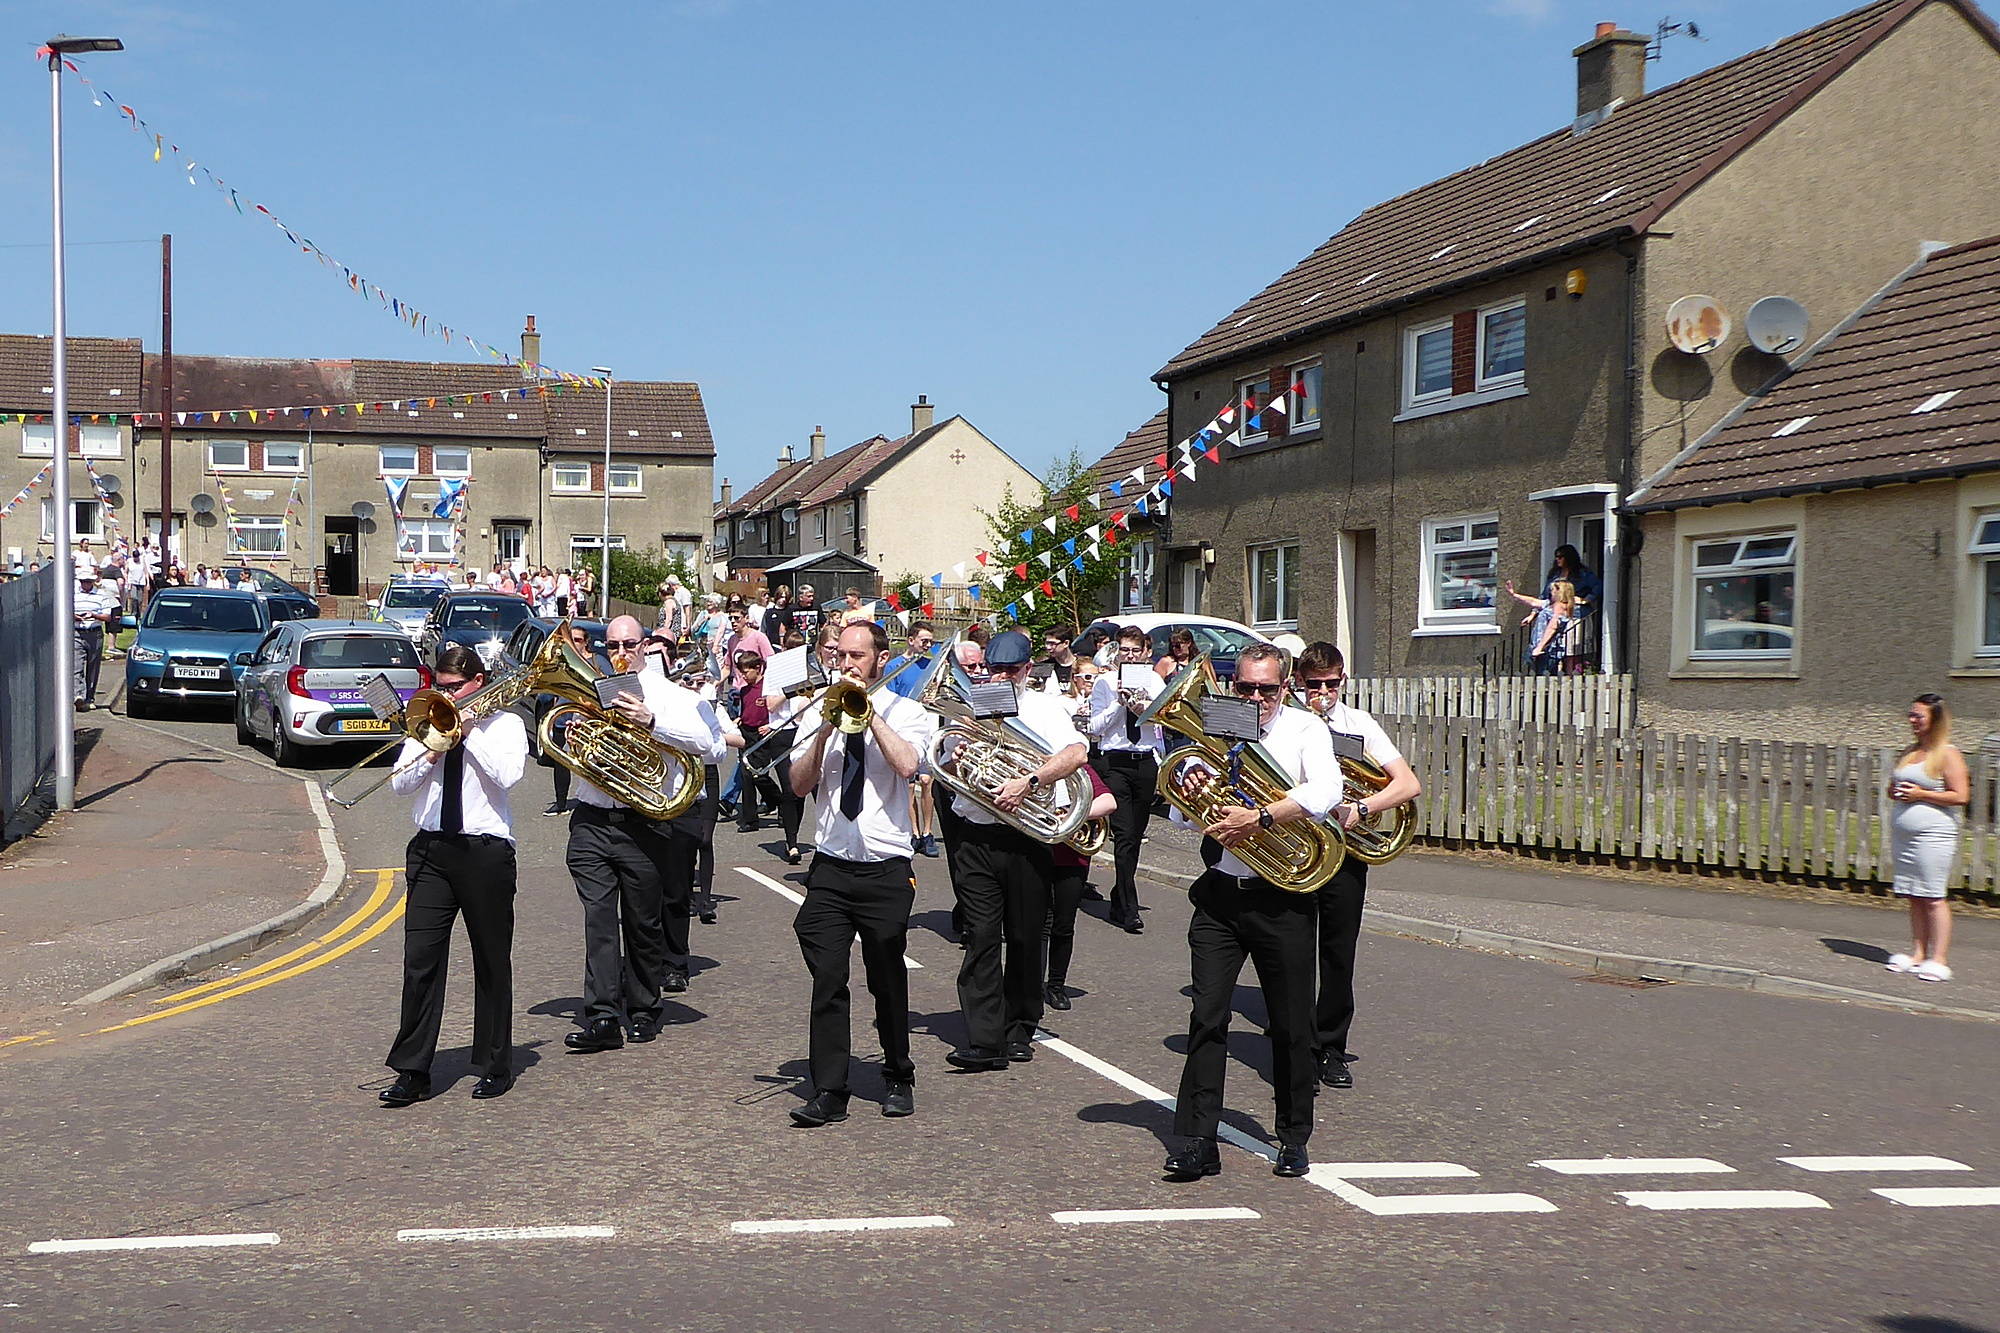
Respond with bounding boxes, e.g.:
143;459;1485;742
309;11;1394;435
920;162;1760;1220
551;764;572;807
1046;861;1087;989
388;831;516;1078
567;806;670;1026
1314;858;1369;1064
954;820;1054;1052
933;782;969;935
795;853;916;1095
1096;750;1156;925
695;765;720;905
737;726;804;847
1174;870;1318;1149
652;799;705;972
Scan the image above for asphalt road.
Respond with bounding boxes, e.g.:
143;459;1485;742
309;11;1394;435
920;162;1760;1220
3;702;1997;1332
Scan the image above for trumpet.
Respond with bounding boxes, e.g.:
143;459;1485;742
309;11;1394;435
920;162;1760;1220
740;652;928;779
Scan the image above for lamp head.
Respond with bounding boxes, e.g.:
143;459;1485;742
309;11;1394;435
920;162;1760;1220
47;35;124;53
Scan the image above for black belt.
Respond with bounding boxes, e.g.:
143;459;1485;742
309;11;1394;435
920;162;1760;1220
414;830;511;846
1201;866;1272;891
570;803;662;828
1102;749;1157;764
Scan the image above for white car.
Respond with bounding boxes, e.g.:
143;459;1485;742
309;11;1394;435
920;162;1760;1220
372;578;451;637
235;620;430;767
1081;612;1274;678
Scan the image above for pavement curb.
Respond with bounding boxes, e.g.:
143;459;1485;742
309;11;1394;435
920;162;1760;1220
69;715;349;1007
1133;859;2000;1026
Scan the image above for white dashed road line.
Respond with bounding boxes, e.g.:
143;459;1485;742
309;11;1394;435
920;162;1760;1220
1052;1207;1260;1225
1308;1163;1559;1216
1873;1187;2000;1207
28;1233;280;1254
1618;1190;1830;1211
730;1215;954;1235
734;865;922;968
1778;1155;1971;1173
1536;1158;1735;1175
396;1226;616;1243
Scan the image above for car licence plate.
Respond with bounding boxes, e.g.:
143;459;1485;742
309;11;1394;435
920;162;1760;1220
173;666;222;680
338;718;392;734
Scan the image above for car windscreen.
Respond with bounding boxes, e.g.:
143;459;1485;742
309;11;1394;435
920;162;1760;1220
383;585;446;610
144;596;264;633
1189;626;1258;657
443;598;532;631
269;599;317;621
301;635;421;669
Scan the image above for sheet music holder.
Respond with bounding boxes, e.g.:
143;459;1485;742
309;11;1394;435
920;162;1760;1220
965;680;1020;719
593;673;644;711
1328;730;1368;762
1199;695;1261;743
765;646;814;697
360;673;404;723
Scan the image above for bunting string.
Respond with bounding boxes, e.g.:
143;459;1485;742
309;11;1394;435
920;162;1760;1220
0;461;52;518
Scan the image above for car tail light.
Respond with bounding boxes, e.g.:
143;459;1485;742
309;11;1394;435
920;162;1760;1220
417;666;433;690
286;666;311;698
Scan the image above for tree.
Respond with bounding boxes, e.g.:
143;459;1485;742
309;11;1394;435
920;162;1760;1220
604;546;694;607
978;448;1121;637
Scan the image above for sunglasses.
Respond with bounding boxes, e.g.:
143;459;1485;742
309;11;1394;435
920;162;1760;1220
434;677;471;692
1301;677;1345;691
1231;681;1286;699
605;638;643;649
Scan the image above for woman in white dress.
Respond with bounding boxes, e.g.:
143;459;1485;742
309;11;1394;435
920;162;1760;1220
1885;693;1970;982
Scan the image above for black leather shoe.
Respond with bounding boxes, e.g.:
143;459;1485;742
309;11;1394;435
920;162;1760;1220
698;901;719;925
1318;1055;1353;1089
790;1091;850;1127
1006;1040;1035;1063
1044;983;1072;1012
1163;1137;1221;1180
716;800;737;822
661;969;689;994
564;1019;624;1053
1122;917;1145;935
881;1081;915;1117
470;1073;513;1100
627;1016;661;1044
378;1072;430;1107
785;845;803;865
1274;1144;1310;1178
945;1047;1008;1072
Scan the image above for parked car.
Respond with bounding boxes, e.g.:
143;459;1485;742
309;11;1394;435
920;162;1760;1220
234;620;432;767
217;566;320;620
1080;612;1274;681
372;578;451;637
499;615;608;758
417;591;534;667
124;588;274;717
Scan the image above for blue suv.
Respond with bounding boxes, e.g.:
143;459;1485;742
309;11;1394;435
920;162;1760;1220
125;588;291;717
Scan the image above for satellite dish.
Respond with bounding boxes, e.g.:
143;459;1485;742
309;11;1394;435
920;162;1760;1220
96;473;122;494
190;492;216;515
1745;296;1809;354
351;500;376;521
104;492;124;510
1665;294;1732;354
780;506;799;524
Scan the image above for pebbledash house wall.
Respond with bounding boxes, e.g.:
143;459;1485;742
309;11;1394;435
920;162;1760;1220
1160;246;1632;671
860;417;1041;590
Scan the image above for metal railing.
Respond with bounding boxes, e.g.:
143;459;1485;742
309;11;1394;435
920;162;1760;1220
1478;610;1604;679
0;564;59;831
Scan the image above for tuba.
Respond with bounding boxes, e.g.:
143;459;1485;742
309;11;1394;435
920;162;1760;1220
1292;689;1417;864
917;644;1099;854
1139;658;1347;893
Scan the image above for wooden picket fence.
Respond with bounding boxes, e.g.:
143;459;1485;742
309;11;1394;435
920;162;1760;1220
1348;673;1635;735
1379;716;1999;896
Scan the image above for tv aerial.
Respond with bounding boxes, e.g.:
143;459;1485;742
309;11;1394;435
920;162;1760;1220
1745;296;1810;355
1648;16;1707;61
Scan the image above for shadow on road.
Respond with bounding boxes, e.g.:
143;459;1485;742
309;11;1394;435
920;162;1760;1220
1823;937;1893;965
76;754;223;810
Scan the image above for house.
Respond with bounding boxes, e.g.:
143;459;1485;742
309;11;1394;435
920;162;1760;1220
1084;408;1170;618
712;396;1040;601
1151;0;2000;681
0;320;714;596
1625;235;2000;744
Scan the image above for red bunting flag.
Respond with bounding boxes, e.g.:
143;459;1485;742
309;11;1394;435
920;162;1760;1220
1038;580;1053;597
975;551;988;566
1204;446;1220;463
1013;563;1028;579
1151;453;1168;469
1105;528;1119;546
887;591;902;611
921;602;935;618
1063;504;1080;522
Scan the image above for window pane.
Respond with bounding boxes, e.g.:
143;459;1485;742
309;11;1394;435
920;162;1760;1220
1434;524;1465;545
608;464;641;491
380;447;417;473
554;464;589;489
434;448;471;475
1469;520;1498;541
1693;541;1738;568
1739;535;1793;563
264;442;302;471
1254;549;1279;624
302;635;419;669
1481;304;1525;380
1240;376;1272;434
1432;547;1496;611
1986;560;2000;649
22;423;54;455
1280;544;1300;623
209;440;248;469
1979;516;2000;549
1694;573;1795;650
1292;363;1322;426
80;425;120;457
1414;326;1453;397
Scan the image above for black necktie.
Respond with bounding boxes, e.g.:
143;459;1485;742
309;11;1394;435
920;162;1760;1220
1125;701;1141;743
840;730;867;820
440;745;465;834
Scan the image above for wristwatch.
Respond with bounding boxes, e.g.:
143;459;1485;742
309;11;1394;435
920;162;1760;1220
1257;808;1274;831
1354;799;1370;820
1028;773;1042;790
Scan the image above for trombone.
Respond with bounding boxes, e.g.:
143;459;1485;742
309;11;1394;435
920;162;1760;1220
740;650;929;779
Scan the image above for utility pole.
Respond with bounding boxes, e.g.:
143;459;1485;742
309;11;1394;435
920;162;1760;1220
159;233;172;572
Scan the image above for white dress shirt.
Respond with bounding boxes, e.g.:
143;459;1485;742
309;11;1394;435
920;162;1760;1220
952;684;1089;826
1175;704;1341;880
800;693;938;862
390;710;530;842
1318;699;1402;769
1088;667;1164;755
571;670;726;808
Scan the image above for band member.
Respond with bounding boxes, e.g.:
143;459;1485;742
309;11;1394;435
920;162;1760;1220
935;637;983;945
542;621;595;817
1164;642;1338;1180
1029;628;1078;693
1295;641;1422;1089
381;643;529;1105
564;615;724;1052
1088;625;1163;934
653;634;726;925
1046;764;1116;1011
786;622;938;1125
883;622;940;858
943;630;1089;1070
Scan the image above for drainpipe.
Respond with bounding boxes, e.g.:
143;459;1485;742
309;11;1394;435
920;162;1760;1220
1611;240;1641;678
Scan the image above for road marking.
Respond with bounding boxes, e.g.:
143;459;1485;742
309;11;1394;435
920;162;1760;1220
1536;1158;1736;1175
0;1030;54;1050
1778;1155;1972;1172
1308;1164;1558;1216
91;872;405;1036
730;1215;953;1235
396;1225;616;1243
1051;1207;1260;1225
735;865;923;969
1619;1190;1829;1211
28;1232;280;1254
155;869;397;1004
1029;1033;1272;1163
1873;1187;2000;1207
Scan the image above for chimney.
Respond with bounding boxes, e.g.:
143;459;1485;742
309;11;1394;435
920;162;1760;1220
809;425;826;463
911;393;934;433
719;477;733;507
1574;22;1648;117
778;443;794;465
520;314;540;380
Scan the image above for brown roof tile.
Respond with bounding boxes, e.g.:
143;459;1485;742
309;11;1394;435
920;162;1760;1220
1157;0;1958;380
544;380;715;458
0;335;144;414
719;421;958;518
1627;236;2000;509
1087;408;1170;483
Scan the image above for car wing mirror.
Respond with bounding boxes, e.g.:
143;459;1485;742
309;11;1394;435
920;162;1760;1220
233;651;254;665
121;615;138;629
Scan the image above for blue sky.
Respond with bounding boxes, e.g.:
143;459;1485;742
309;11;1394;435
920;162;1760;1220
2;0;1856;496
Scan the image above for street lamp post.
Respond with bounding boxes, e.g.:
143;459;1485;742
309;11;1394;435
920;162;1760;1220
44;34;123;812
592;367;612;619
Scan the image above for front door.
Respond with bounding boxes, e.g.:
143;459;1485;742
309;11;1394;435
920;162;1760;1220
1566;512;1606;577
495;523;526;568
325;516;359;597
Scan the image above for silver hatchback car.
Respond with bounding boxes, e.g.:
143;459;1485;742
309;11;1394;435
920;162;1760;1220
235;620;431;767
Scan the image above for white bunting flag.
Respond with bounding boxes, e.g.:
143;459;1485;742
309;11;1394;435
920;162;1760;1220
1086;542;1100;561
1023;589;1037;611
1086;524;1101;542
952;562;967;582
1042;515;1058;533
1088;491;1102;510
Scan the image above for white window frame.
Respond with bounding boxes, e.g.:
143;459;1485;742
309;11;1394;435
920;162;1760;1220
262;440;304;473
1417;512;1500;633
1236;372;1274;445
79;424;121;458
396;518;456;561
1971;511;2000;659
1687;530;1797;662
20;422;55;457
494;523;527;564
378;445;419;477
569;533;628;556
41;496;103;541
1247;540;1300;631
552;461;591;493
811;509;826;544
433;446;472;478
1290;359;1323;434
233;514;288;556
1119;537;1157;611
607;462;642;494
207;439;250;473
1475;298;1527;391
1404;318;1456;408
713;522;731;554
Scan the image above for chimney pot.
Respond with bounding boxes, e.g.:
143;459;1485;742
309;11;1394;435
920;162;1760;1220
1573;24;1648;117
1595;20;1616;38
911;394;935;433
779;444;793;465
809;426;826;463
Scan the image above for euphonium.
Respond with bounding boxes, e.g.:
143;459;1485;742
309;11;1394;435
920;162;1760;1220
916;644;1098;853
1297;693;1418;865
1139;657;1347;893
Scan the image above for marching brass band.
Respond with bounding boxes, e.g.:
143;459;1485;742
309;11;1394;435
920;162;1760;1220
355;612;1421;1180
